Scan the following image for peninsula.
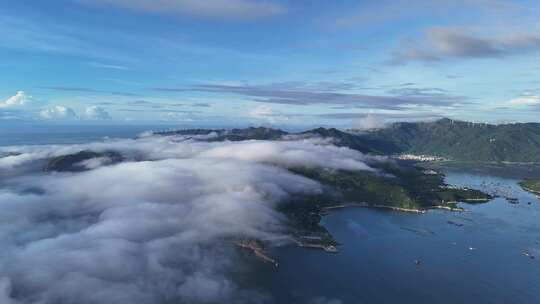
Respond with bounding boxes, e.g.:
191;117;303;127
42;122;497;257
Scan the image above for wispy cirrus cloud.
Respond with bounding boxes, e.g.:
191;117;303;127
40;86;139;97
385;87;467;105
153;82;465;110
192;102;211;108
76;0;287;20
331;0;525;28
116;108;201;114
0;15;136;62
314;112;444;121
83;61;130;70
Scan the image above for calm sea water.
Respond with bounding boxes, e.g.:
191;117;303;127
244;172;540;304
2;127;539;303
0;124;177;146
0;124;334;147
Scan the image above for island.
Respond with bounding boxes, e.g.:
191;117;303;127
44;150;123;172
278;162;491;252
42;124;495;262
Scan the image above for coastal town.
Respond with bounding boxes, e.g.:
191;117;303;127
397;154;447;162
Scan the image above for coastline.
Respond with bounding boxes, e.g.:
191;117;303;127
323;203;426;214
520;185;540;197
322;202;477;214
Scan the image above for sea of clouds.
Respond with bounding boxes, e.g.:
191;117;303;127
0;134;377;304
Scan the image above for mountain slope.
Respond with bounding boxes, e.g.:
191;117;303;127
157;119;540;162
363;118;540;162
302;127;399;154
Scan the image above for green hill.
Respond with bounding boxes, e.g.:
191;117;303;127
45;151;123;172
363;118;540;162
519;179;540;196
157;119;540;162
156;127;287;141
301;127;399;154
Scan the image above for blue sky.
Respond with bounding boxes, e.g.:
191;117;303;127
1;0;540;127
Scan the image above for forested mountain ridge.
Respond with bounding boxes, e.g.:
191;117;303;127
363;118;540;162
154;118;540;162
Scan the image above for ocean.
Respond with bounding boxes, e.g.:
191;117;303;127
1;125;539;303
242;171;540;303
0;124;174;146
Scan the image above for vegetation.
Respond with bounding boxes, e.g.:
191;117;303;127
301;127;395;154
279;163;491;247
157;127;287;141
363;118;540;162
49;126;498;251
290;162;490;210
519;179;540;195
0;152;22;157
45;150;123;172
167;119;540;162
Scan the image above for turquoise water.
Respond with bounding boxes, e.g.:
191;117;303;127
245;172;540;303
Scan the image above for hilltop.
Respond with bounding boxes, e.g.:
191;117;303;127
158;119;540;162
363;118;540;162
40;125;495;253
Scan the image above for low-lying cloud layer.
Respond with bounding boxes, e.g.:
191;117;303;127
0;134;376;303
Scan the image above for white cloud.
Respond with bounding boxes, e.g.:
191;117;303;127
159;112;195;122
198;139;374;171
248;105;287;123
509;95;540;106
0;91;32;108
76;157;116;170
351;114;387;130
0;91;41;121
249;105;273;118
84;61;129;70
0;135;378;303
85;106;112;120
39;106;79;120
0;135;377;171
78;0;286;20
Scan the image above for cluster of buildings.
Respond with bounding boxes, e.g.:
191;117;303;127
397;154;446;162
